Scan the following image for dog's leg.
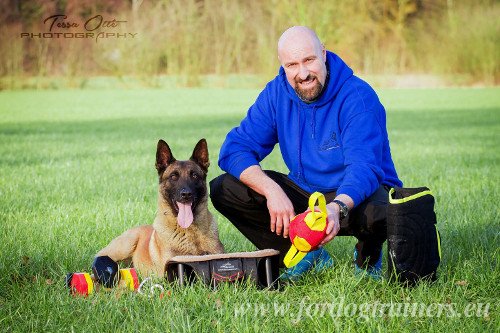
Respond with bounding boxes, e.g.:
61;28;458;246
96;226;147;262
201;235;225;255
210;224;225;254
93;226;147;286
199;227;225;255
213;240;225;254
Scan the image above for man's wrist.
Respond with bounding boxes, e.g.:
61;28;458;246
332;199;349;220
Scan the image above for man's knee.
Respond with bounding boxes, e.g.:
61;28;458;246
348;185;390;239
209;173;265;210
209;173;249;204
209;173;232;207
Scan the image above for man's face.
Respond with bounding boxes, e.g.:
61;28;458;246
279;40;327;102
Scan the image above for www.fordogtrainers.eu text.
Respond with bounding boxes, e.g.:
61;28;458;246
232;297;491;323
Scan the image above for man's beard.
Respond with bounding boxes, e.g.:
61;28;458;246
294;75;323;102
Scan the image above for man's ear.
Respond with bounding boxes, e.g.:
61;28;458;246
156;139;175;174
190;138;210;173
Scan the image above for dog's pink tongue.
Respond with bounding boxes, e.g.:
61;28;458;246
177;202;193;228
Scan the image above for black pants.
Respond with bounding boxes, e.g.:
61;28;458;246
210;171;389;268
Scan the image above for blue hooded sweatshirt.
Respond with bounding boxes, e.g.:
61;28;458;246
218;51;402;207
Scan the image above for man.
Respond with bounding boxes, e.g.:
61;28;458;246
210;26;402;280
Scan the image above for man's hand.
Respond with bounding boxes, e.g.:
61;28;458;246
239;165;295;238
265;184;295;238
319;202;341;246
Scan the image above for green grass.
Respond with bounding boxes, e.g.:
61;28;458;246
0;87;499;332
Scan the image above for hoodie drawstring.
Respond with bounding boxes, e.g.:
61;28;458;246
297;104;302;180
311;106;316;139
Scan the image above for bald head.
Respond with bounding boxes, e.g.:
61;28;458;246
277;26;327;102
278;26;323;60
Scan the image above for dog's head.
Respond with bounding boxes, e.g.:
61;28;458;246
155;139;210;229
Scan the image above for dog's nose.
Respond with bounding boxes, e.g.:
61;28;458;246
180;188;193;200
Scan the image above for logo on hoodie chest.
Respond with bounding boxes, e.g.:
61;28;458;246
320;132;340;151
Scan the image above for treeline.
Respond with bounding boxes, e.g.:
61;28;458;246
0;0;498;87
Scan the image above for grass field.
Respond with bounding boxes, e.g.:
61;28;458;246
0;87;499;332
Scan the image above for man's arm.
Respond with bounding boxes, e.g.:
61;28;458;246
240;165;295;238
218;84;296;237
320;89;387;245
336;97;386;207
218;85;277;178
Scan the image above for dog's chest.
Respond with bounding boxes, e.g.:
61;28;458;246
161;227;212;256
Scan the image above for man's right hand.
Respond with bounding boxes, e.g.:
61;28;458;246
264;184;295;238
239;165;295;238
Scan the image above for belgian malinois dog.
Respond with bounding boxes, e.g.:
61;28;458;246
95;139;225;277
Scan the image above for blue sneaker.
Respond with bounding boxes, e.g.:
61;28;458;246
280;248;334;281
354;248;383;280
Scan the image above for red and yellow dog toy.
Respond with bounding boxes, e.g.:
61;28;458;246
283;192;328;268
65;268;139;296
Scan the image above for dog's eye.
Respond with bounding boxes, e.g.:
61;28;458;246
190;171;199;179
169;172;179;181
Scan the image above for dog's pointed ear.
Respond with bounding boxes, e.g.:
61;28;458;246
190;138;210;172
156;139;175;174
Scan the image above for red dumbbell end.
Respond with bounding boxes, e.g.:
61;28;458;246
66;272;94;296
